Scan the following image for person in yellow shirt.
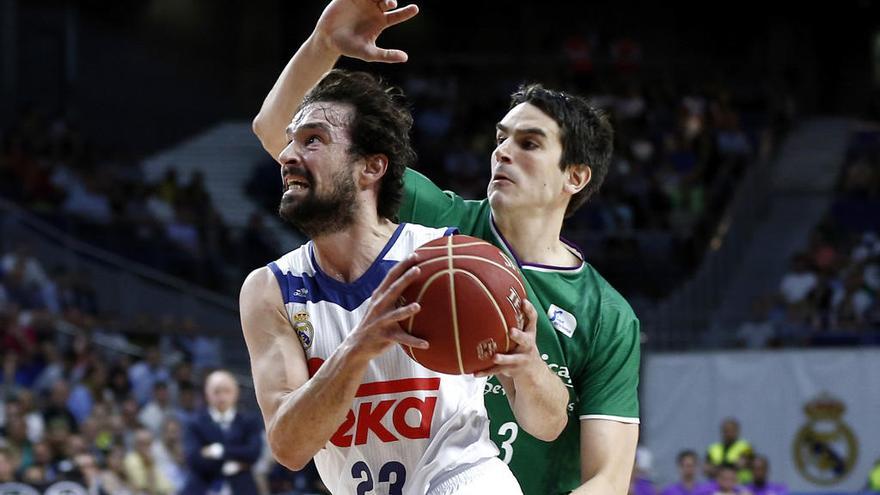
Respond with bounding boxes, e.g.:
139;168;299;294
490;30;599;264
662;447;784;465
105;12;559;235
868;458;880;491
123;428;174;495
706;418;753;484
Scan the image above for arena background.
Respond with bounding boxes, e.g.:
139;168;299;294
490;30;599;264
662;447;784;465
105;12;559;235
1;0;879;494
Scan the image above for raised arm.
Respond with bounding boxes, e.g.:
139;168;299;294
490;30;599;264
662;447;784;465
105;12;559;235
238;256;426;470
252;0;419;160
475;299;569;441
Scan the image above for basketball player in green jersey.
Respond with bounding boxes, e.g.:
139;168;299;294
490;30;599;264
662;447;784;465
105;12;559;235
252;1;640;493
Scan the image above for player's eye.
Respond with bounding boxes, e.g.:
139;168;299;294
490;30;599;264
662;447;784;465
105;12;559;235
305;135;321;145
495;135;506;145
521;140;538;150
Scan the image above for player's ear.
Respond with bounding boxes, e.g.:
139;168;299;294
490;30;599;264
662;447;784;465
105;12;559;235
563;164;591;195
360;154;389;187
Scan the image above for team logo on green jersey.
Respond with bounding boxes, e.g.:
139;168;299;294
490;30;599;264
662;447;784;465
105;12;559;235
548;304;577;338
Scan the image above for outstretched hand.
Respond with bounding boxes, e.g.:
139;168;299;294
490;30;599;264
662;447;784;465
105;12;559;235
346;253;428;360
315;0;420;63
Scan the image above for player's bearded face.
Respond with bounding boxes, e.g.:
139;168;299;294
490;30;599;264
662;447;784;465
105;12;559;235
278;162;357;238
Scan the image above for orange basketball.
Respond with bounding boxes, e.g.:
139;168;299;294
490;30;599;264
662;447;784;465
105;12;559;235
399;235;526;375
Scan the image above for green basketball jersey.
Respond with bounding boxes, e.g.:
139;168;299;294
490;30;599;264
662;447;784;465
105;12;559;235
399;169;641;495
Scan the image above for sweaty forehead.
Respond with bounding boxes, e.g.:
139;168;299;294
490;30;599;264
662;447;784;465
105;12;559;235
499;102;561;139
292;101;355;133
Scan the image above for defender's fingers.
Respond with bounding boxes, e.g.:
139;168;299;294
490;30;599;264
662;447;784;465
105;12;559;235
521;299;538;330
385;4;419;27
363;45;409;63
507;327;533;348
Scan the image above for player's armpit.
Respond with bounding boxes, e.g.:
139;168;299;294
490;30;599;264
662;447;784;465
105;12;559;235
572;419;639;495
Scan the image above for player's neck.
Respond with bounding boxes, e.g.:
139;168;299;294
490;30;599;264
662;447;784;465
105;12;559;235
493;207;579;267
311;216;397;283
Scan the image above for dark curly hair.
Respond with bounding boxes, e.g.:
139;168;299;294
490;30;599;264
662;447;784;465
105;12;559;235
510;84;614;218
298;69;416;220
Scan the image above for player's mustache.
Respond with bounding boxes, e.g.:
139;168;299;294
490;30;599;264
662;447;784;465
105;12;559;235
281;165;314;190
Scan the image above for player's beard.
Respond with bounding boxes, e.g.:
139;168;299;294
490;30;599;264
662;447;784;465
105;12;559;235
278;166;357;239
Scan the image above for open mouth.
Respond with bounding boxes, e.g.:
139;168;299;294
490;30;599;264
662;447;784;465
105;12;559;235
285;176;311;191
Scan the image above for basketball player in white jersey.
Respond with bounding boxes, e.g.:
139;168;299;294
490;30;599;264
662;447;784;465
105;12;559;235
238;69;568;494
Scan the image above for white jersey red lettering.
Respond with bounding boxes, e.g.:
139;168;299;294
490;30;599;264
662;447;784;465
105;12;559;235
269;223;499;495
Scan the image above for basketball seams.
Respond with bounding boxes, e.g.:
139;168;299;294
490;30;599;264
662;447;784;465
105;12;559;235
412;255;523;288
453;270;510;353
402;235;528;374
415;241;492;250
406;268;452;369
446;236;466;374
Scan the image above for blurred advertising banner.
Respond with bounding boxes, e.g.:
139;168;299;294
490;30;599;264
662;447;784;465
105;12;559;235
643;349;880;493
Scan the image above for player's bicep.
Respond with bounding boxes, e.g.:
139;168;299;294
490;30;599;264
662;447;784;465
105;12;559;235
239;267;310;426
580;419;639;492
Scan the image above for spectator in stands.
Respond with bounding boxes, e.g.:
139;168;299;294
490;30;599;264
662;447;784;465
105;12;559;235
73;453;105;494
138;381;177;435
831;266;874;330
42;380;78;434
746;455;786;495
175;382;200;425
106;364;132;404
661;450;705;495
706;418;753;483
712;464;749;495
630;446;657;495
29;440;56;484
14;390;45;443
779;254;818;307
869;457;880;492
32;342;65;394
3;415;34;471
152;417;187;493
182;370;261;495
102;445;135;494
124;428;174;495
128;346;170;406
0;448;14;483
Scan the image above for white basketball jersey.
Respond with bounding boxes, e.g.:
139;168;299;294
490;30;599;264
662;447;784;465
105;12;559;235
269;223;500;495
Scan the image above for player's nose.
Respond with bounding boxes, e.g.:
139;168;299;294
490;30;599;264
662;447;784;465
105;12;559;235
279;142;302;167
493;141;512;164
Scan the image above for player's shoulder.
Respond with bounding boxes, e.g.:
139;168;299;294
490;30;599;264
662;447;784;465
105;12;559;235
579;262;639;327
268;243;314;277
241;244;312;304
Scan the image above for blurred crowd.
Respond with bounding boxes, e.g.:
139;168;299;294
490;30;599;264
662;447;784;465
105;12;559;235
631;418;880;495
739;129;880;347
0;112;280;294
0;245;323;494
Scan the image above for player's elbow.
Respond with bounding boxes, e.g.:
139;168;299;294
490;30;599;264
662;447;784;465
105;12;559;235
530;412;568;442
251;114;269;144
267;431;310;471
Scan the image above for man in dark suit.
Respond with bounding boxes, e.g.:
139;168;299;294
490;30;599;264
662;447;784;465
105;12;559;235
182;370;262;495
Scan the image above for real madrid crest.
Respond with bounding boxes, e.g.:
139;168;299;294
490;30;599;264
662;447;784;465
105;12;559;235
293;312;314;350
793;393;858;485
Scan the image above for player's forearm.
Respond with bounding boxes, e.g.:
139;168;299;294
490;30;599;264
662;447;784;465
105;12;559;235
253;33;340;160
504;366;569;441
266;341;370;470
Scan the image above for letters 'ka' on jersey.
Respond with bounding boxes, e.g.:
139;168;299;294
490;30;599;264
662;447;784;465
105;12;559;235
269;223;501;495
